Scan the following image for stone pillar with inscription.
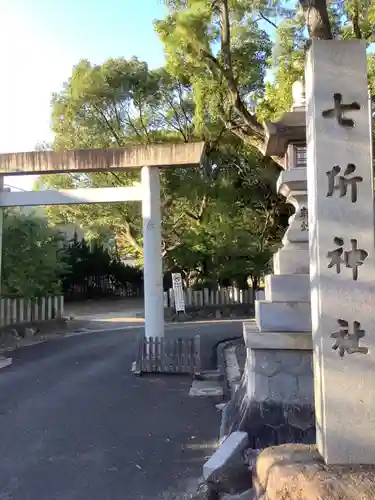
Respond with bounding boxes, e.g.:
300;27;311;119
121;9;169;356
306;40;375;464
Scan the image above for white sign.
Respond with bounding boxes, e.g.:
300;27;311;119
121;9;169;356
172;273;185;313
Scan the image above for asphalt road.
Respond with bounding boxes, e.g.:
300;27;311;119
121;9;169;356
0;323;241;500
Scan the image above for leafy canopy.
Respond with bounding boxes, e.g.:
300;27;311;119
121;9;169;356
2;210;67;298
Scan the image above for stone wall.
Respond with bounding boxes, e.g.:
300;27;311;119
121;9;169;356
248;349;314;405
245;348;315;448
222;332;315;449
164;303;254;322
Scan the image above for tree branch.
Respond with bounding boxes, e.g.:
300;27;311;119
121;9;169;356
202;50;265;139
197;194;208;221
118;221;143;256
258;12;278;29
137;101;152;143
351;2;362;39
91;103;123;146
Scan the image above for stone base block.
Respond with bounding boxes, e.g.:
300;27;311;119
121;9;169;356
265;274;310;302
242;328;312;351
255;301;311;332
244;402;315;450
246;346;314;405
220;377;315;449
222;329;315;449
254;444;375;500
273;248;309;275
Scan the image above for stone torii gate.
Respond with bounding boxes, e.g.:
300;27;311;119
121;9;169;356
0;142;206;339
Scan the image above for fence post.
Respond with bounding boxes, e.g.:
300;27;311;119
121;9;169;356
33;299;39;321
59;296;64;317
18;298;24;323
203;288;209;306
53;296;58;319
47;296;52;320
0;298;4;327
40;297;46;320
194;335;201;377
12;299;17;325
25;299;32;322
186;288;192;307
168;288;175;309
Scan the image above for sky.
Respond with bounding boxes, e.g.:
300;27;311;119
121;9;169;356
0;0;167;190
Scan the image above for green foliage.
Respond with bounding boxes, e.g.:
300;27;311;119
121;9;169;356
61;234;142;299
155;0;271;143
156;0;375;138
44;54;284;287
2;210;68;298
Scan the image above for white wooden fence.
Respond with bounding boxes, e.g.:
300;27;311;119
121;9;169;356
0;296;64;328
164;287;254;309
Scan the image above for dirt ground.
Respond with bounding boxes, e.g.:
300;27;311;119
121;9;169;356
64;297;145;318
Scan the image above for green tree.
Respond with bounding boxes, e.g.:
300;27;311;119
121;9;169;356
155;0;375;154
39;58;197;260
41;55;286;287
61;233;143;298
2;210;67;298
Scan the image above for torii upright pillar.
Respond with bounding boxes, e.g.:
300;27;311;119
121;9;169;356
141;166;164;338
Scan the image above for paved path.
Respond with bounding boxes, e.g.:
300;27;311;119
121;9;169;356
0;328;222;500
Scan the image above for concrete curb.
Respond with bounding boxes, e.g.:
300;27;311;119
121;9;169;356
203;431;249;481
0;356;12;370
0;319;93;355
224;342;243;398
217;338;244;400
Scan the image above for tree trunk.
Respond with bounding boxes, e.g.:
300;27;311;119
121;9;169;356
299;0;333;40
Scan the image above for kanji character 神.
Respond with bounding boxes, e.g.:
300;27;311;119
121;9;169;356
327;237;344;273
327;237;368;280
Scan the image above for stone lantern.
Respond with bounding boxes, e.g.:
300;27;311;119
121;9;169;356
239;80;315;449
254;80;311;333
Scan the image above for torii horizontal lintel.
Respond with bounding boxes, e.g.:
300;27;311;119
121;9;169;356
0;186;144;207
0;142;206;176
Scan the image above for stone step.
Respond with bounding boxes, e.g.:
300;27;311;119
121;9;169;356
255;301;311;332
200;370;223;381
264;274;310;302
189;379;224;398
242;327;312;350
273;248;309;275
